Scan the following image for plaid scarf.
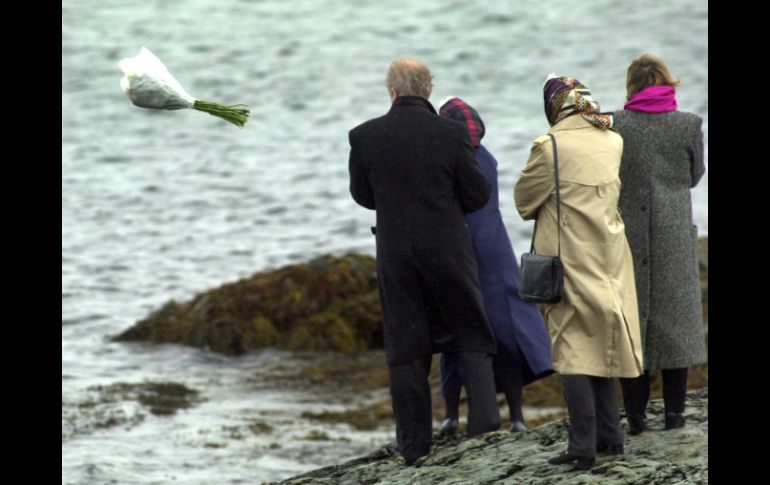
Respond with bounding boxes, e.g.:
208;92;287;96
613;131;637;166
543;75;613;130
438;97;485;148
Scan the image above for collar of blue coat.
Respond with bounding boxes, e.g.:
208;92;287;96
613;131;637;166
390;96;437;114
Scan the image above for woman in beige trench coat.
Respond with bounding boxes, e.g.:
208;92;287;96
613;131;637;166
514;75;643;471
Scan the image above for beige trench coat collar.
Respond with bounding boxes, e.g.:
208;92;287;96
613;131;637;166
548;114;598;134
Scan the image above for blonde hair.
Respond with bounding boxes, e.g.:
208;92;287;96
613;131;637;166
385;59;433;99
626;53;681;100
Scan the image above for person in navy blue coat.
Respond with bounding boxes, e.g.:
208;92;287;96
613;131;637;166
438;97;554;433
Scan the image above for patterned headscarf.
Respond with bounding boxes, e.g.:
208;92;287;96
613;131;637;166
438;96;486;148
543;74;613;130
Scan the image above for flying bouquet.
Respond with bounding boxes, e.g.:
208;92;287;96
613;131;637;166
119;47;249;127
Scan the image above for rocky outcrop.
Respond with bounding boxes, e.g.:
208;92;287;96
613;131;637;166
113;237;708;360
698;236;708;325
113;254;383;355
111;238;708;421
265;388;708;485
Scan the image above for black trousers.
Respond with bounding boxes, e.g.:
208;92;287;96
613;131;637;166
620;368;689;416
389;352;500;462
560;375;624;458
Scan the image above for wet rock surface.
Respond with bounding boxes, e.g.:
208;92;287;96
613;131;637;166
266;388;708;485
62;381;204;441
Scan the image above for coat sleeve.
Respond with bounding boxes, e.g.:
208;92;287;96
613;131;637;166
455;129;491;214
688;116;705;188
515;138;553;220
348;130;376;210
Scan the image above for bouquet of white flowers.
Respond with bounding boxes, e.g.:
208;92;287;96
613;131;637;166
119;47;249;127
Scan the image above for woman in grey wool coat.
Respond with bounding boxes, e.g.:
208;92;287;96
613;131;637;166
613;53;707;434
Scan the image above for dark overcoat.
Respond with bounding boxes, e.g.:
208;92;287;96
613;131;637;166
348;96;497;365
613;109;707;370
465;145;553;384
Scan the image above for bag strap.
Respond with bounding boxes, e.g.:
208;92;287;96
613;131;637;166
530;134;562;258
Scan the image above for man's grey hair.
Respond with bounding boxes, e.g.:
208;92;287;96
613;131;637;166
385;59;433;99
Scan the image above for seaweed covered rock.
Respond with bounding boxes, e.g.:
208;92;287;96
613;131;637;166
114;236;708;365
113;254;383;355
698;236;708;325
62;381;203;442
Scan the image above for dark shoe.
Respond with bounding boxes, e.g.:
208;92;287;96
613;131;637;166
548;451;595;469
627;414;648;435
510;421;528;432
597;443;624;455
573;456;596;471
403;454;424;466
548;451;581;465
402;448;430;466
440;418;459;435
403;456;422;466
664;412;685;430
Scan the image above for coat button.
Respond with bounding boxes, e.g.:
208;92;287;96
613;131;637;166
641;205;647;212
597;185;607;198
641;258;648;265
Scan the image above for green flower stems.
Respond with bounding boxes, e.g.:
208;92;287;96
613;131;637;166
193;100;250;127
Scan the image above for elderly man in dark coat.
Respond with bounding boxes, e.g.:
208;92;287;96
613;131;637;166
348;59;501;465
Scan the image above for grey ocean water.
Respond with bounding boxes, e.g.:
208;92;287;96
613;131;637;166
62;1;708;483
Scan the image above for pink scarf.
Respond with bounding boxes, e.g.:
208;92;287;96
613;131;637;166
624;85;678;113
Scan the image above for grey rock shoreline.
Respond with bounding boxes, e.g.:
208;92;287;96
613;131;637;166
267;387;707;485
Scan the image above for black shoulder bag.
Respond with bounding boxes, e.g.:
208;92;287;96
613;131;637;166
518;134;565;303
